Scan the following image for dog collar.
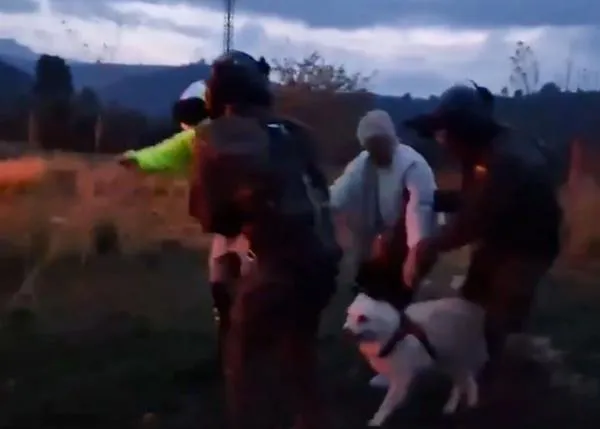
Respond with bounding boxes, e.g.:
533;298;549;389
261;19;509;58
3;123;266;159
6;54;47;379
378;313;438;360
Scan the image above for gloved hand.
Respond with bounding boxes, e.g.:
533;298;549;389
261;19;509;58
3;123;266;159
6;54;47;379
116;154;139;169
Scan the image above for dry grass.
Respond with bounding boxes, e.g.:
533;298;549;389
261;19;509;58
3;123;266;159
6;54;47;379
0;151;599;289
0;151;599;428
0;153;209;254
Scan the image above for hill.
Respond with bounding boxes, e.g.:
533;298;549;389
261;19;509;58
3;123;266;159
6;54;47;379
0;58;32;109
0;38;208;115
97;62;211;116
0;38;177;91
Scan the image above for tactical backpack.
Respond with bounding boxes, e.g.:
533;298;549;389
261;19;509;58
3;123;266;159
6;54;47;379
189;116;341;262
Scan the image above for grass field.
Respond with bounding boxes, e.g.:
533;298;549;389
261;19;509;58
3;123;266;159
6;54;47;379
0;152;600;428
0;244;599;429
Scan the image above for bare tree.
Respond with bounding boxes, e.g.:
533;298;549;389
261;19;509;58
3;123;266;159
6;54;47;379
509;41;540;95
271;51;373;92
271;52;375;164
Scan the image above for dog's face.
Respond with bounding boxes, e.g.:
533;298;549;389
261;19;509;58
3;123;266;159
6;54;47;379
343;293;399;343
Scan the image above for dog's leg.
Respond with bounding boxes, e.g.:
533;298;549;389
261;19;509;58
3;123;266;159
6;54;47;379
465;374;479;408
368;377;411;427
442;383;462;414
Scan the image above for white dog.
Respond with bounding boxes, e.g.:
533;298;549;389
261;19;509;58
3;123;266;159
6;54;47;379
344;293;488;426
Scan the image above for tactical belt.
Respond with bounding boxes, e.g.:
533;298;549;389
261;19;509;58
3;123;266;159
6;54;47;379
378;313;438;360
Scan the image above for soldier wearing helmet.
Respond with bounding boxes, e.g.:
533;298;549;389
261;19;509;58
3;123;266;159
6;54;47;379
402;82;562;372
191;51;339;429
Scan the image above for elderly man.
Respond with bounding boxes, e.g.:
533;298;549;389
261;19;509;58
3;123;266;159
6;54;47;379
330;109;438;387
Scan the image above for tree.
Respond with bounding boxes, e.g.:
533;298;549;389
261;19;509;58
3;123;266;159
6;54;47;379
31;54;74;149
509;41;539;95
271;52;372;92
74;87;101;117
72;87;103;152
33;54;73;100
275;87;375;164
271;52;375;164
539;82;561;96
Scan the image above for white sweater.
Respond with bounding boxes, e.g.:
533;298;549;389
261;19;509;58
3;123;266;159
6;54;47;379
329;143;438;249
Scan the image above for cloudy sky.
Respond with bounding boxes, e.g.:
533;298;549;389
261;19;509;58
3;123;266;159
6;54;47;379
0;0;597;96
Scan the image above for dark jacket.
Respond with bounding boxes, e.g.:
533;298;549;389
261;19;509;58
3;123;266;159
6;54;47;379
434;130;562;259
433;130;562;318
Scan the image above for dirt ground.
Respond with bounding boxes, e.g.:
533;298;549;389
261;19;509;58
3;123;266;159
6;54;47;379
1;245;600;429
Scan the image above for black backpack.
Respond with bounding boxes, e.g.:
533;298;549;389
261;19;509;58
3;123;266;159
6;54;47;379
260;118;341;261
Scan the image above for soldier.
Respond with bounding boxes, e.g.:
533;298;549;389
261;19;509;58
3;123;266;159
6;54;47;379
402;82;563;371
189;51;340;429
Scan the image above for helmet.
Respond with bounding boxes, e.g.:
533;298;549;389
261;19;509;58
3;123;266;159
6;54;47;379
437;81;494;118
206;50;272;118
404;81;497;138
180;80;207;101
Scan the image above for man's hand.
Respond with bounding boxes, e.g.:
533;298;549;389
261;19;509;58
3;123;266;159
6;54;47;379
403;238;438;288
370;233;388;262
116;154;138;169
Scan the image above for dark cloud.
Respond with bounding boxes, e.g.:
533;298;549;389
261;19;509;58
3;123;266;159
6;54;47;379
51;0;597;29
1;0;37;13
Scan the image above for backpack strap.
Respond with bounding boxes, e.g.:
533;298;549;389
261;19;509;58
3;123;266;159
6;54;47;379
266;118;341;262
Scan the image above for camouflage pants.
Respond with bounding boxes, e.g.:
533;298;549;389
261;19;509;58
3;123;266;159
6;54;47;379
461;248;556;359
224;258;335;429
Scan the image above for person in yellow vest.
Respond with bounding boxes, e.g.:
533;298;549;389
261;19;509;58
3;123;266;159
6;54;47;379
117;82;248;368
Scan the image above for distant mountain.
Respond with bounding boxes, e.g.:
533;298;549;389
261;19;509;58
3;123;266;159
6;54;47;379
97;62;211;116
70;62;177;90
0;38;406;117
0;58;32;108
0;39;209;114
0;38;178;91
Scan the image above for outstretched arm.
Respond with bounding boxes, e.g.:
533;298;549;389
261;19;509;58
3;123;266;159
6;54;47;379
329;152;367;211
119;129;195;176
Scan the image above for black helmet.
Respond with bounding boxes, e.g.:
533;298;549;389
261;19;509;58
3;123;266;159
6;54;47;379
404;81;498;139
206;50;272;118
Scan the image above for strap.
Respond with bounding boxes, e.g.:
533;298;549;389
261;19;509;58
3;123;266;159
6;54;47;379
261;119;325;235
378;313;437;359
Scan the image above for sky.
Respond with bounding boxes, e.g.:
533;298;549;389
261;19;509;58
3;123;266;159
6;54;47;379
0;0;597;96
